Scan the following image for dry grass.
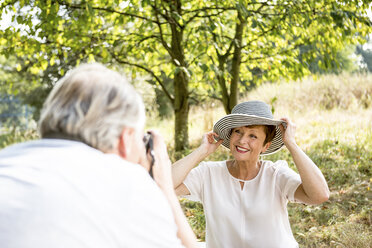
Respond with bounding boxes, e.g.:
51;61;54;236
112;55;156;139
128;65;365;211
245;73;372;116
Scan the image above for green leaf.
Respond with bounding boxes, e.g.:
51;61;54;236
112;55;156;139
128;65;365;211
16;16;23;24
200;63;208;72
41;60;48;71
88;54;95;62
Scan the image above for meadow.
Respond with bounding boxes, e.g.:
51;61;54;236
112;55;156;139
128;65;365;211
1;73;371;247
149;73;372;247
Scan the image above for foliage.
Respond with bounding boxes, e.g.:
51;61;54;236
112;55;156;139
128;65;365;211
0;94;34;130
198;0;372;113
356;42;372;73
0;52;79;120
1;0;371;153
301;44;360;74
1;0;209;152
0;129;39;149
147;73;174;119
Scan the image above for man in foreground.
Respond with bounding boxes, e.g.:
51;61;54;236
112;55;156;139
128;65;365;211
0;63;198;248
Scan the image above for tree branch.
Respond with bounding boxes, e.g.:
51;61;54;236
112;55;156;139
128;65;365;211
207;16;234;59
184;9;228;25
113;55;175;103
188;52;205;66
150;2;176;58
0;0;18;10
55;0;160;24
150;1;184;30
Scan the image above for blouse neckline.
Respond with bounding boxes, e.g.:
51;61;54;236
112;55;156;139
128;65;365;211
224;160;264;183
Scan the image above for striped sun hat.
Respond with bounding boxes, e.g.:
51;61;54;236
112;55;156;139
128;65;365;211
213;100;286;155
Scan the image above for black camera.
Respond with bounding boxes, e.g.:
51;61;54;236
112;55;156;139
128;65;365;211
143;132;155;177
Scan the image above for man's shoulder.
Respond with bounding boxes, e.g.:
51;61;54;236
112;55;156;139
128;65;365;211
0;138;150;187
0;139;96;157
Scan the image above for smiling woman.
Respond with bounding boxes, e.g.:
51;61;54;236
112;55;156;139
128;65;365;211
228;125;273;184
172;100;330;248
230;126;273;159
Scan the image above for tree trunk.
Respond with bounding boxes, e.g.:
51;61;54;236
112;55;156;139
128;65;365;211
174;70;189;153
217;56;230;114
228;12;246;114
168;0;189;155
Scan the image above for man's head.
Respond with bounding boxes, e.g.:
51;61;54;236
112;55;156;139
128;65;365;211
39;63;145;154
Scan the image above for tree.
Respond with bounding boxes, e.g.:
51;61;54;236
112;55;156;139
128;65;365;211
1;0;209;153
197;0;372;113
1;0;371;153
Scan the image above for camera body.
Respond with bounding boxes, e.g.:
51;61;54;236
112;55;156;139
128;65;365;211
143;132;155;177
144;133;153;154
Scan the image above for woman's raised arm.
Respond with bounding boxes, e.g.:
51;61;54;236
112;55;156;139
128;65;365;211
280;117;330;205
172;132;223;190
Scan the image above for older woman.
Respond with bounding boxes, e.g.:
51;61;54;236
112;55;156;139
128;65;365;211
172;100;329;248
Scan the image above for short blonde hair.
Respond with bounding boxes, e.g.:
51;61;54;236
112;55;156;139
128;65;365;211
39;63;145;152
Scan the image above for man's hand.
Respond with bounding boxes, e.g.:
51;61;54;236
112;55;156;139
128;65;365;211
147;130;174;193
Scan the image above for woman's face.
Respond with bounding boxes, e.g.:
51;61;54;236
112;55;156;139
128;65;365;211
229;125;270;162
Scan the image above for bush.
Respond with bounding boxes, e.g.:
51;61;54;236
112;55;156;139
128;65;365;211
0;129;39;149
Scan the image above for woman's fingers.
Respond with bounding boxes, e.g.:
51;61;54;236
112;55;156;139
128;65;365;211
279;117;297;145
199;131;223;156
205;132;222;144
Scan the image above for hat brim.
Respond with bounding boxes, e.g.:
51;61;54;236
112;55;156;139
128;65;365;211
213;114;286;155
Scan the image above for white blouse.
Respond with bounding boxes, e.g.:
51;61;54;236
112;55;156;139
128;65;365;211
183;160;301;248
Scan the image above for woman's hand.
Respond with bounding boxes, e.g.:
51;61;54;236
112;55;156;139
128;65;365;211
198;131;224;157
279;117;297;148
171;131;223;192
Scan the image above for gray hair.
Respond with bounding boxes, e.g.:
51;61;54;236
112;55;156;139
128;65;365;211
39;63;145;152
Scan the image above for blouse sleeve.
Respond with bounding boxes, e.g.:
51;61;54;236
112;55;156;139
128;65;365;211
275;160;302;202
182;162;208;202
